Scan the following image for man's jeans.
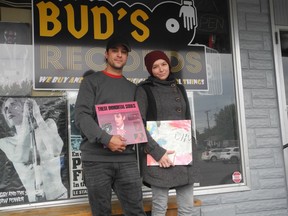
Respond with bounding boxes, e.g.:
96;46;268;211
82;161;146;216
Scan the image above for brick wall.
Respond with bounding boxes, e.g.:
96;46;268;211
195;1;288;215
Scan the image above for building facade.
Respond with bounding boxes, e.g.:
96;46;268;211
0;0;288;215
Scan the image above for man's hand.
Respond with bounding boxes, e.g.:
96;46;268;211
158;150;175;168
107;135;127;152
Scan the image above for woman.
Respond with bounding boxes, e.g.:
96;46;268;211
135;50;198;216
0;97;67;202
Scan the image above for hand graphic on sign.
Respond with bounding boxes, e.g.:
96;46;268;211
179;0;197;31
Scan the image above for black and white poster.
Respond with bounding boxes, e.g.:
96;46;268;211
0;96;68;206
0;22;32;96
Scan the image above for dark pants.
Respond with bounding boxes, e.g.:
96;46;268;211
82;161;146;216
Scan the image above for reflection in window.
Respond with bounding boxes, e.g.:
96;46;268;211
191;52;242;187
191;0;243;187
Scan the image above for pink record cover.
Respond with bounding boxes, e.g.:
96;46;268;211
147;120;193;166
95;102;147;145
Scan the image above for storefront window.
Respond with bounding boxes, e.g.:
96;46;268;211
0;0;247;209
191;0;243;188
193;53;241;187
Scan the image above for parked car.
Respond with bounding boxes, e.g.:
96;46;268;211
219;147;240;164
201;148;223;162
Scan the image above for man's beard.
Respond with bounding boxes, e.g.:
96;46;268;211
107;59;125;71
111;64;124;70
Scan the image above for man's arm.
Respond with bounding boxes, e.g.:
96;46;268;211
75;77;112;146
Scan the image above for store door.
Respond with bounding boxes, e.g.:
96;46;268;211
275;29;288;187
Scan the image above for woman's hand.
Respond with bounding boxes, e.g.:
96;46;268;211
158;150;175;168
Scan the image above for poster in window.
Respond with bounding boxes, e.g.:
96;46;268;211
146;120;193;166
0;22;32;96
67;91;88;198
32;0;209;90
0;96;68;206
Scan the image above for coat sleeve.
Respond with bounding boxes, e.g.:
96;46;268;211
135;86;166;161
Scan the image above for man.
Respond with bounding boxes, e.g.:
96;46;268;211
74;36;146;216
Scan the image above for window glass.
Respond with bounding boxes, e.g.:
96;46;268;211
191;0;243;187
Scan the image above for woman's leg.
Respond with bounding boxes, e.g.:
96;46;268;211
176;184;194;216
151;186;169;216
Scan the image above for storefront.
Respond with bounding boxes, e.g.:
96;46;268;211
0;0;287;215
